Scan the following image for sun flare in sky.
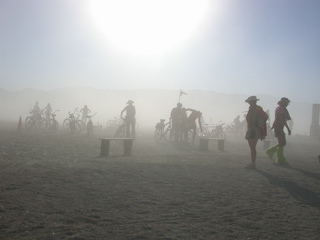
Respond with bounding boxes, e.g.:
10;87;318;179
89;0;210;54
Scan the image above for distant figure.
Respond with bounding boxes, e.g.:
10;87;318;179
121;100;136;138
43;103;52;121
265;97;292;164
170;103;183;142
80;105;91;125
33;101;41;119
186;108;203;143
233;115;241;136
245;96;268;169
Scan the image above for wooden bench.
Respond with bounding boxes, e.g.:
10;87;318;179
262;139;278;150
199;137;226;151
99;138;135;157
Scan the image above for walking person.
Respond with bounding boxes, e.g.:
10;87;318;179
121;100;136;138
244;96;268;169
265;97;292;164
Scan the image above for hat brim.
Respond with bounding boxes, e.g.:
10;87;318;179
245;98;259;103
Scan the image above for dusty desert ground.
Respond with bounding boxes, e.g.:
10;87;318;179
0;122;319;240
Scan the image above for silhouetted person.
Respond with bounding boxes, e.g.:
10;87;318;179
233;115;241;136
186;108;203;143
180;107;188;142
43;103;52;121
170;103;182;142
265;97;292;164
80;105;91;125
33;101;41;120
245;96;268;169
121;100;136;138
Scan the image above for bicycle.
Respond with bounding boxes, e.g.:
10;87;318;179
106;116;123;129
209;122;226;139
154;119;171;142
63;108;82;133
40;110;59;131
154;119;195;144
25;110;44;130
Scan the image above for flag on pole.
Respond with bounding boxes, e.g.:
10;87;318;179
180;90;187;96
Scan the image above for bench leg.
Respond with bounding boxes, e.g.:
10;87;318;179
123;139;134;156
100;139;110;156
199;138;209;151
263;141;270;150
218;140;225;151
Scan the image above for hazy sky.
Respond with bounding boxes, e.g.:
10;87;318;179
1;0;319;103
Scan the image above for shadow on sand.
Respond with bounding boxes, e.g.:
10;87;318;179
256;169;320;209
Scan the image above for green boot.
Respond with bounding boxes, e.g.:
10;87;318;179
276;147;286;164
265;144;278;160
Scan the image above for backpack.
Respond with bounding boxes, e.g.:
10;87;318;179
256;106;268;138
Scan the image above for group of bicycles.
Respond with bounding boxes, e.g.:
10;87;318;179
24;107;97;135
154;119;228;143
25;110;59;132
154;119;198;144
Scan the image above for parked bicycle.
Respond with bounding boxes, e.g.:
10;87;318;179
209;121;226;139
106;116;123;129
63;108;82;133
154;119;172;142
25;110;44;130
154;119;195;144
40;110;59;131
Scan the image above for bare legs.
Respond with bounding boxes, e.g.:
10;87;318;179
247;138;258;167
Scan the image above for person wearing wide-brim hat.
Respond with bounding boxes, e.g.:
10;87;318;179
265;97;292;164
244;96;268;169
121;100;136;138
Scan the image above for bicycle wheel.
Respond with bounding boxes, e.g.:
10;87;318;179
114;124;126;138
73;122;82;133
154;128;163;142
38;119;47;130
50;119;59;132
164;126;173;142
63;119;71;130
25;117;34;129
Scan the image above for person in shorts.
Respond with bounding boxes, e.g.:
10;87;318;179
245;96;267;169
265;97;292;164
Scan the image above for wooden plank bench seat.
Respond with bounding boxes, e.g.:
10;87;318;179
199;137;226;151
99;138;135;157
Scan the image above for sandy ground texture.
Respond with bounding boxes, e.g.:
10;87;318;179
0;124;320;240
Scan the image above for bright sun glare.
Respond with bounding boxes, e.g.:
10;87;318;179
90;0;209;54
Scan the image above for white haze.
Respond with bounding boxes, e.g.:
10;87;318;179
0;88;315;136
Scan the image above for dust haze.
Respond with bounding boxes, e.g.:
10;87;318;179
0;87;316;135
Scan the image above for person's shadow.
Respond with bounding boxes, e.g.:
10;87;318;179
256;169;320;209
